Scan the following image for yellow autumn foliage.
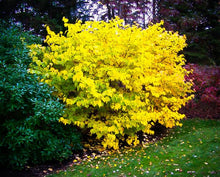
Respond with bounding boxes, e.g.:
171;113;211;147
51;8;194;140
29;17;194;149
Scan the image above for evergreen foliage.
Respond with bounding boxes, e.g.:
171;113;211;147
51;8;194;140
0;22;82;169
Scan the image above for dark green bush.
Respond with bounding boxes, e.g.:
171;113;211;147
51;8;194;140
0;21;82;169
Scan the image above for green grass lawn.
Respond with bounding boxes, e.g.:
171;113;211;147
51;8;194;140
48;119;220;177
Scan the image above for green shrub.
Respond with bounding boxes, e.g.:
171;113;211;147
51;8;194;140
30;17;194;150
0;21;82;169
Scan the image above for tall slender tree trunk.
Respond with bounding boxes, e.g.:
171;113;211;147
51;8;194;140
106;0;112;20
152;0;156;21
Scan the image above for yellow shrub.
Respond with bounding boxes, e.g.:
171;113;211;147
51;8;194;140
29;17;194;149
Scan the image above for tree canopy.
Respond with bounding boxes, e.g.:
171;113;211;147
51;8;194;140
0;0;219;65
0;0;88;37
154;0;220;65
90;0;152;28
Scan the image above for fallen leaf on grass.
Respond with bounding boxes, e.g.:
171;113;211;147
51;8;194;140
43;170;47;173
175;168;182;172
48;168;53;172
187;171;195;174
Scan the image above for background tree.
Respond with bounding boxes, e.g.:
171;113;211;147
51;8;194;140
153;0;220;65
0;0;89;37
90;0;151;28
